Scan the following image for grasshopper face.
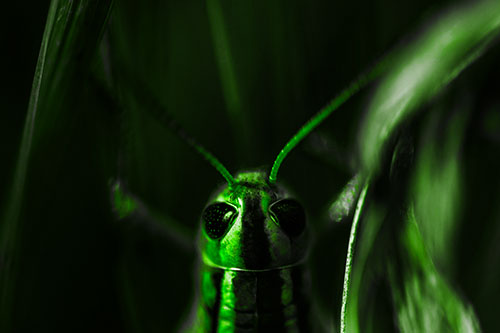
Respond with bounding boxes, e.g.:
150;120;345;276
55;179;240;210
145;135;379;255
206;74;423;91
200;171;309;271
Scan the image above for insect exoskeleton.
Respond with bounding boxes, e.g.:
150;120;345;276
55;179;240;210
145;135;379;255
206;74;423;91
116;43;380;331
191;170;314;332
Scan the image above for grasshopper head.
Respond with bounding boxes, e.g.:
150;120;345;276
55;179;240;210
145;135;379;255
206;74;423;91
200;171;309;271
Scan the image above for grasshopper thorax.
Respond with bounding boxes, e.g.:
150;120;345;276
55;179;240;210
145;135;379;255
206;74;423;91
200;171;309;271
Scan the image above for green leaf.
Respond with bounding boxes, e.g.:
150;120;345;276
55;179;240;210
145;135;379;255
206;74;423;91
0;0;113;330
359;0;500;175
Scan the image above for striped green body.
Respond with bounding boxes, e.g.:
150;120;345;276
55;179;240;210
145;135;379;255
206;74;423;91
183;171;314;332
194;265;312;332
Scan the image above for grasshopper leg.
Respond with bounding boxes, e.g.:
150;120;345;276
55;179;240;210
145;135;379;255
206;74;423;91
110;179;195;252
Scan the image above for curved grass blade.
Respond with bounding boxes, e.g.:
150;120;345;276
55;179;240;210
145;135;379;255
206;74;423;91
389;207;480;332
0;1;60;326
343;202;386;333
411;106;468;272
340;178;370;333
359;0;500;175
0;0;113;330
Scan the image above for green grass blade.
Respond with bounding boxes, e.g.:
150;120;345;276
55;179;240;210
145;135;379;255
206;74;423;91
206;0;252;159
359;0;500;175
0;0;113;330
411;107;468;272
0;0;59;326
340;178;370;333
389;207;481;332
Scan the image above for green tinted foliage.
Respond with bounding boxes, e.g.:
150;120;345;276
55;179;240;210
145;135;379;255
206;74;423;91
344;2;500;332
2;0;500;332
390;208;480;332
359;0;500;175
112;182;138;219
1;1;114;331
411;109;467;272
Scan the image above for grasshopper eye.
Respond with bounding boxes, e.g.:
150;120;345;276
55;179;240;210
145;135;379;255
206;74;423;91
269;199;306;237
202;202;238;239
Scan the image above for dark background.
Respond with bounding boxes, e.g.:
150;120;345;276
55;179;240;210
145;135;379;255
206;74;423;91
1;0;499;332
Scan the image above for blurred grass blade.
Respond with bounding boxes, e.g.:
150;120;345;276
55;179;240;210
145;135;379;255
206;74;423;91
390;207;480;332
411;106;468;272
0;0;113;329
206;0;252;159
344;204;386;333
0;0;59;325
359;0;500;174
328;173;362;223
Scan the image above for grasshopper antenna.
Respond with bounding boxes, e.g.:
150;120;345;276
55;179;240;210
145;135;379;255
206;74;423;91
165;117;235;186
139;91;235;186
136;83;234;186
268;59;389;185
100;69;236;186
